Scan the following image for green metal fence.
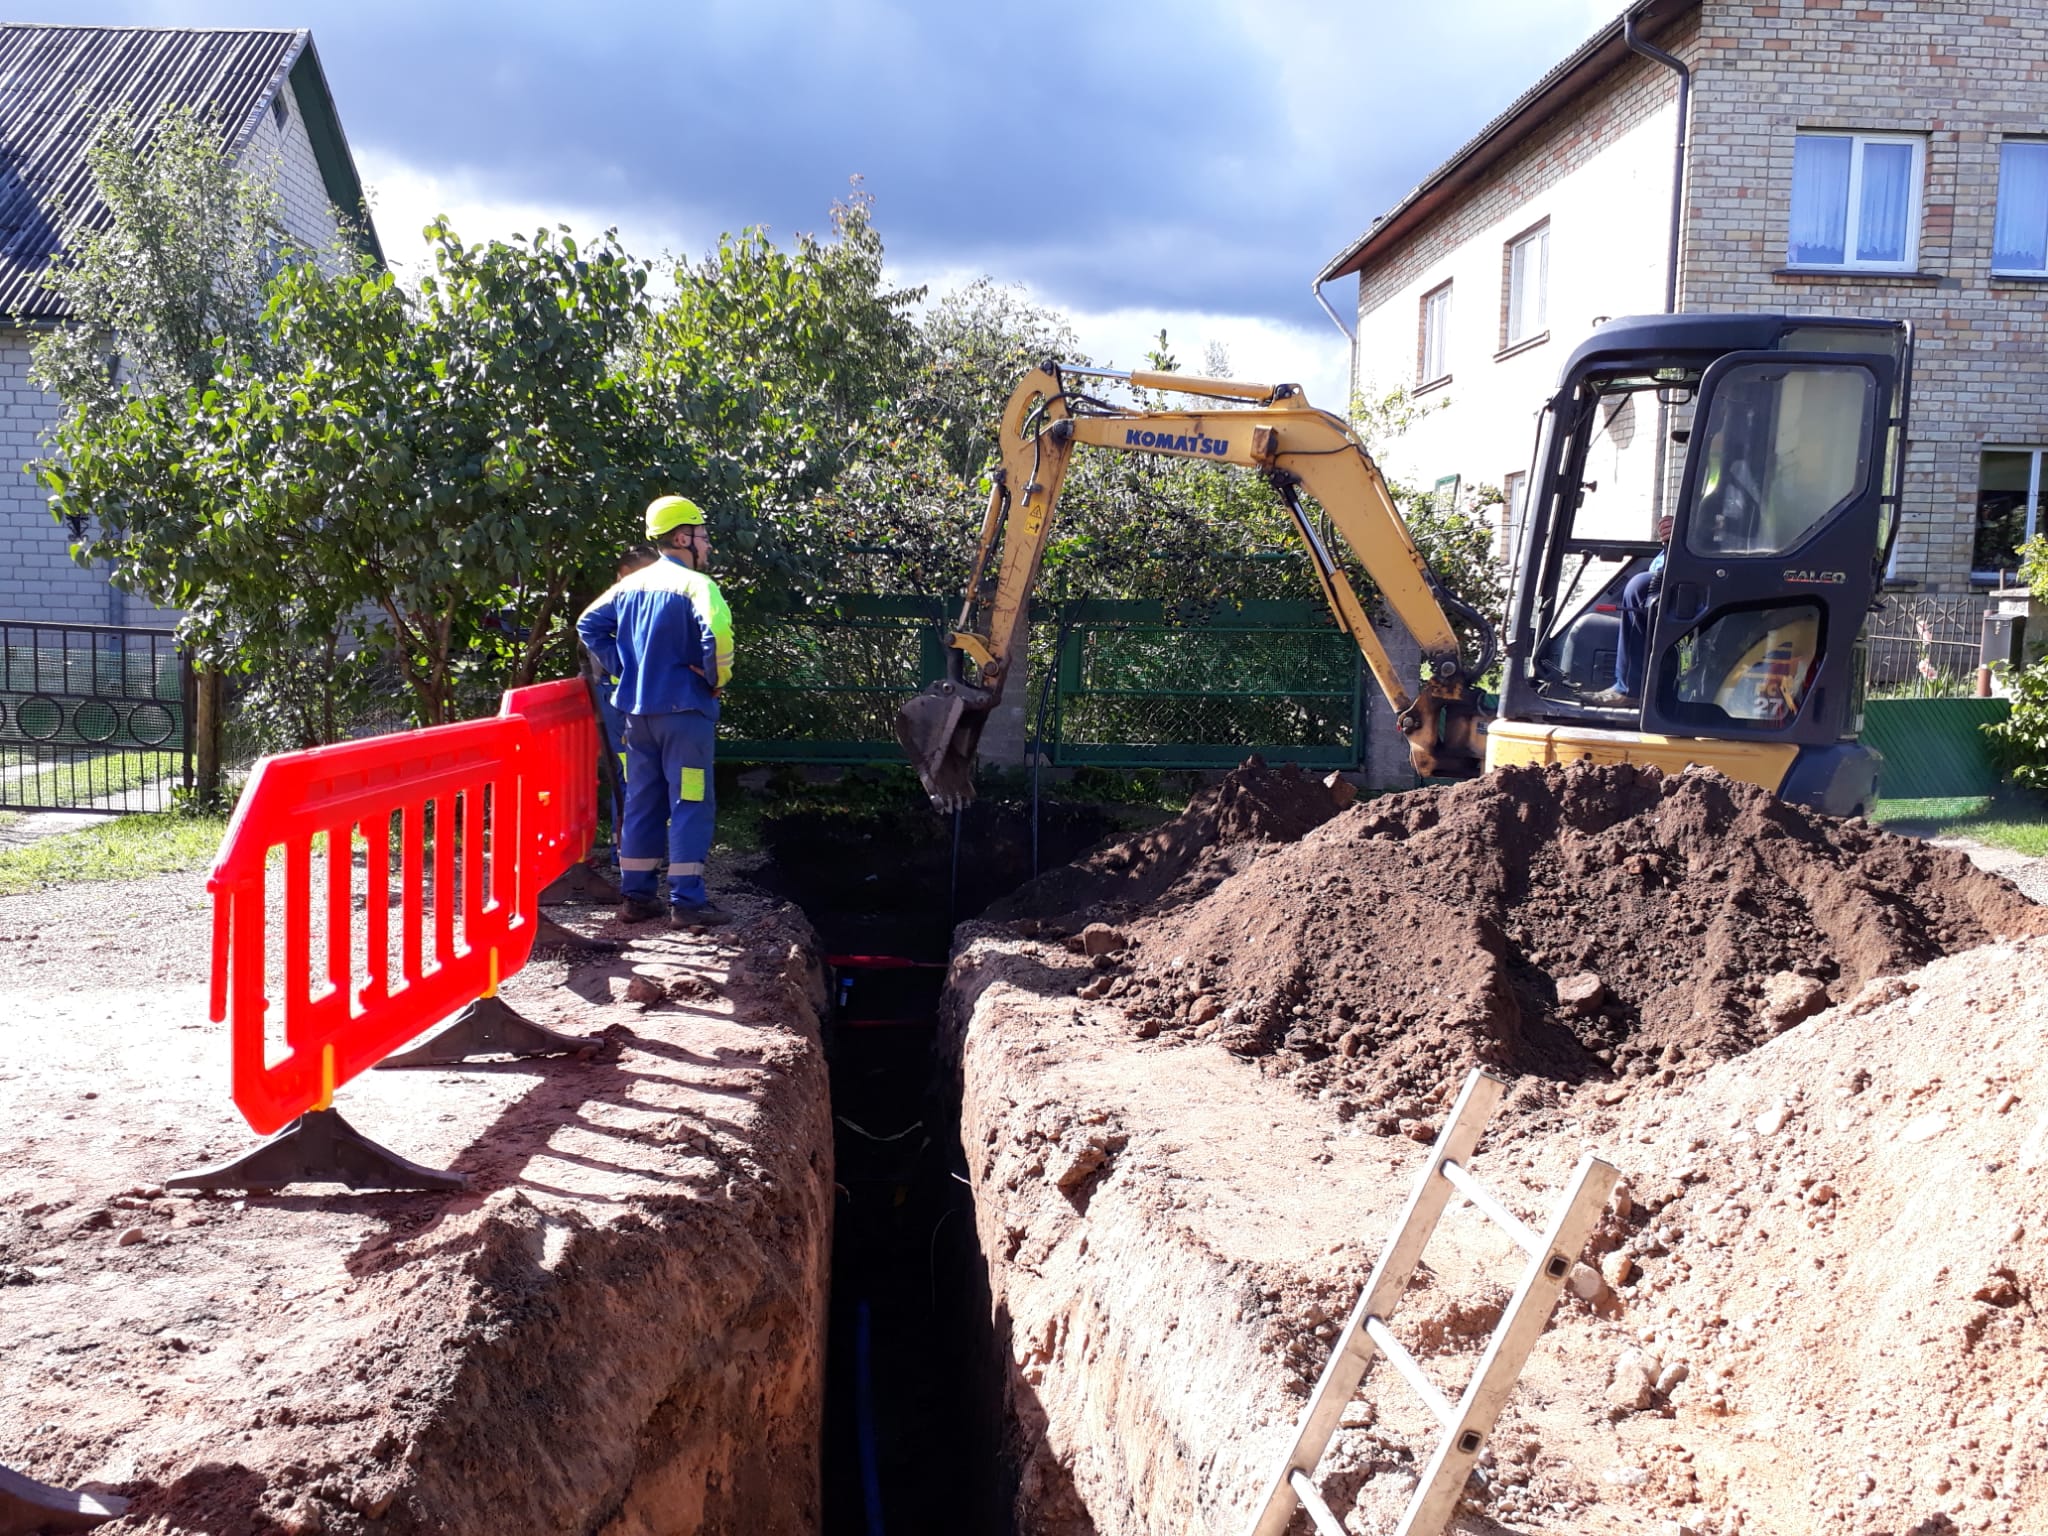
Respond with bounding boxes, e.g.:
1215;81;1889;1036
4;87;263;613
719;594;1366;771
719;596;950;763
1865;696;2010;799
1046;599;1362;769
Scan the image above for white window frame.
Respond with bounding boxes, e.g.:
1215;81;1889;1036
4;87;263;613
1501;470;1528;567
1505;224;1548;347
1419;282;1451;387
1991;138;2048;277
1786;130;1926;273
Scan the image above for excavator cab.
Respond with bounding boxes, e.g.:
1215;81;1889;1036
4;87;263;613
1491;313;1911;814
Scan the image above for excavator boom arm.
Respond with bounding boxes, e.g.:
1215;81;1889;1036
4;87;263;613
896;366;1492;808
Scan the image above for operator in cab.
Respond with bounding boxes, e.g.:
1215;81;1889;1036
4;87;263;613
1588;514;1671;707
576;496;736;929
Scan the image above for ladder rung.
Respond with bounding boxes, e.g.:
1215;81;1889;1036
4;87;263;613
1287;1469;1349;1536
1440;1157;1543;1257
1362;1315;1456;1428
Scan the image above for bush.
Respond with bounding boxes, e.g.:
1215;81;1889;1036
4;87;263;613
1984;534;2048;790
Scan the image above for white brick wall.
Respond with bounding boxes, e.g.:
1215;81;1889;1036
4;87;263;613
0;335;108;625
3;74;353;626
241;77;349;263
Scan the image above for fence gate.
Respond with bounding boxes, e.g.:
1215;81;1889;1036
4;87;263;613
1046;599;1364;770
0;621;192;812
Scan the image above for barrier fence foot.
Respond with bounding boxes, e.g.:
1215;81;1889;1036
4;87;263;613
0;1463;128;1535
376;993;586;1069
536;913;622;953
540;860;621;905
165;1108;467;1193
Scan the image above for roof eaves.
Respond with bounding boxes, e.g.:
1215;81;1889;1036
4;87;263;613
1316;0;1697;287
286;37;382;266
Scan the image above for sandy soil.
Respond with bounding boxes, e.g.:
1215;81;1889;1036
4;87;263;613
946;923;2048;1535
944;765;2048;1536
0;868;834;1536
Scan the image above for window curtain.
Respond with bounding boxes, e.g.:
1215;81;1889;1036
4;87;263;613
1994;141;2048;273
1789;135;1850;265
1856;141;1914;263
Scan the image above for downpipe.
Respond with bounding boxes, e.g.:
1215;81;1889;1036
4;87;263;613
1625;4;1692;529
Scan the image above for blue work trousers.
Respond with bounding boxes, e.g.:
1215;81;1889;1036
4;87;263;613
597;688;627;850
618;710;716;906
1613;570;1659;697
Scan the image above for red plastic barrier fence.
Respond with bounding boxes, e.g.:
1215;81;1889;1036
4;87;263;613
499;677;601;892
208;682;597;1136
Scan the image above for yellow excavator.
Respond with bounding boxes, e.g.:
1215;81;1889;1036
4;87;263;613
897;313;1911;817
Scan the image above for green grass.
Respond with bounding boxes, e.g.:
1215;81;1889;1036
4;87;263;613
1870;795;2048;858
2;749;184;810
0;811;229;896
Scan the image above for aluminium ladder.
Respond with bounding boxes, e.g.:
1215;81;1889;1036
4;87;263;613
1241;1069;1618;1536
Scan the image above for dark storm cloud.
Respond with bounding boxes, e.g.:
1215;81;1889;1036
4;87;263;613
30;1;1606;322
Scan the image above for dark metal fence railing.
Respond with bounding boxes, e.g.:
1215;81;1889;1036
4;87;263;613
0;622;192;813
1865;594;1984;698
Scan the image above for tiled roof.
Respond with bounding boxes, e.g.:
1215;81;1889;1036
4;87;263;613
0;25;372;322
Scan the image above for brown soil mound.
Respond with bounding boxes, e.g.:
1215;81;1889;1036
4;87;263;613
1104;763;2046;1108
989;757;1341;921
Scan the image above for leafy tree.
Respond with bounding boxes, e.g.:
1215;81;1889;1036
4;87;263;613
31;105;300;409
29;105;361;754
40;174;924;734
41;219;667;729
636;190;924;611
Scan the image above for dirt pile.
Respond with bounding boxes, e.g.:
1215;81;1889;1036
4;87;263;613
990;756;1342;921
1084;762;2044;1112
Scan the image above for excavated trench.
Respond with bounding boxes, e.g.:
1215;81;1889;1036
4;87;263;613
745;798;1126;1536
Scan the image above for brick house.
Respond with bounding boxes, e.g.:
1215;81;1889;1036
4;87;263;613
0;25;379;626
1316;0;2048;594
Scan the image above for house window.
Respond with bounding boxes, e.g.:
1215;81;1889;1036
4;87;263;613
1975;447;2046;581
1505;224;1548;346
1419;282;1451;386
1502;470;1528;566
1787;131;1924;271
1992;139;2048;276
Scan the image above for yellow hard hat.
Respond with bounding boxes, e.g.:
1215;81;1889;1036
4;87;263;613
645;495;706;539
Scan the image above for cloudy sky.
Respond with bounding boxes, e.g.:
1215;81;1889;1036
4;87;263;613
27;1;1627;403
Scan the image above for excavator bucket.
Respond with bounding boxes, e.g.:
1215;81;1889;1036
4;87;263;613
896;678;998;811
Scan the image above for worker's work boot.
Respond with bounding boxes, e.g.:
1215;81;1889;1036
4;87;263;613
669;899;733;930
1582;688;1639;709
616;893;665;924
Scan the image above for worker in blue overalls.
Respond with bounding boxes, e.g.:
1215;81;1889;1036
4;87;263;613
577;496;735;928
588;544;658;860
